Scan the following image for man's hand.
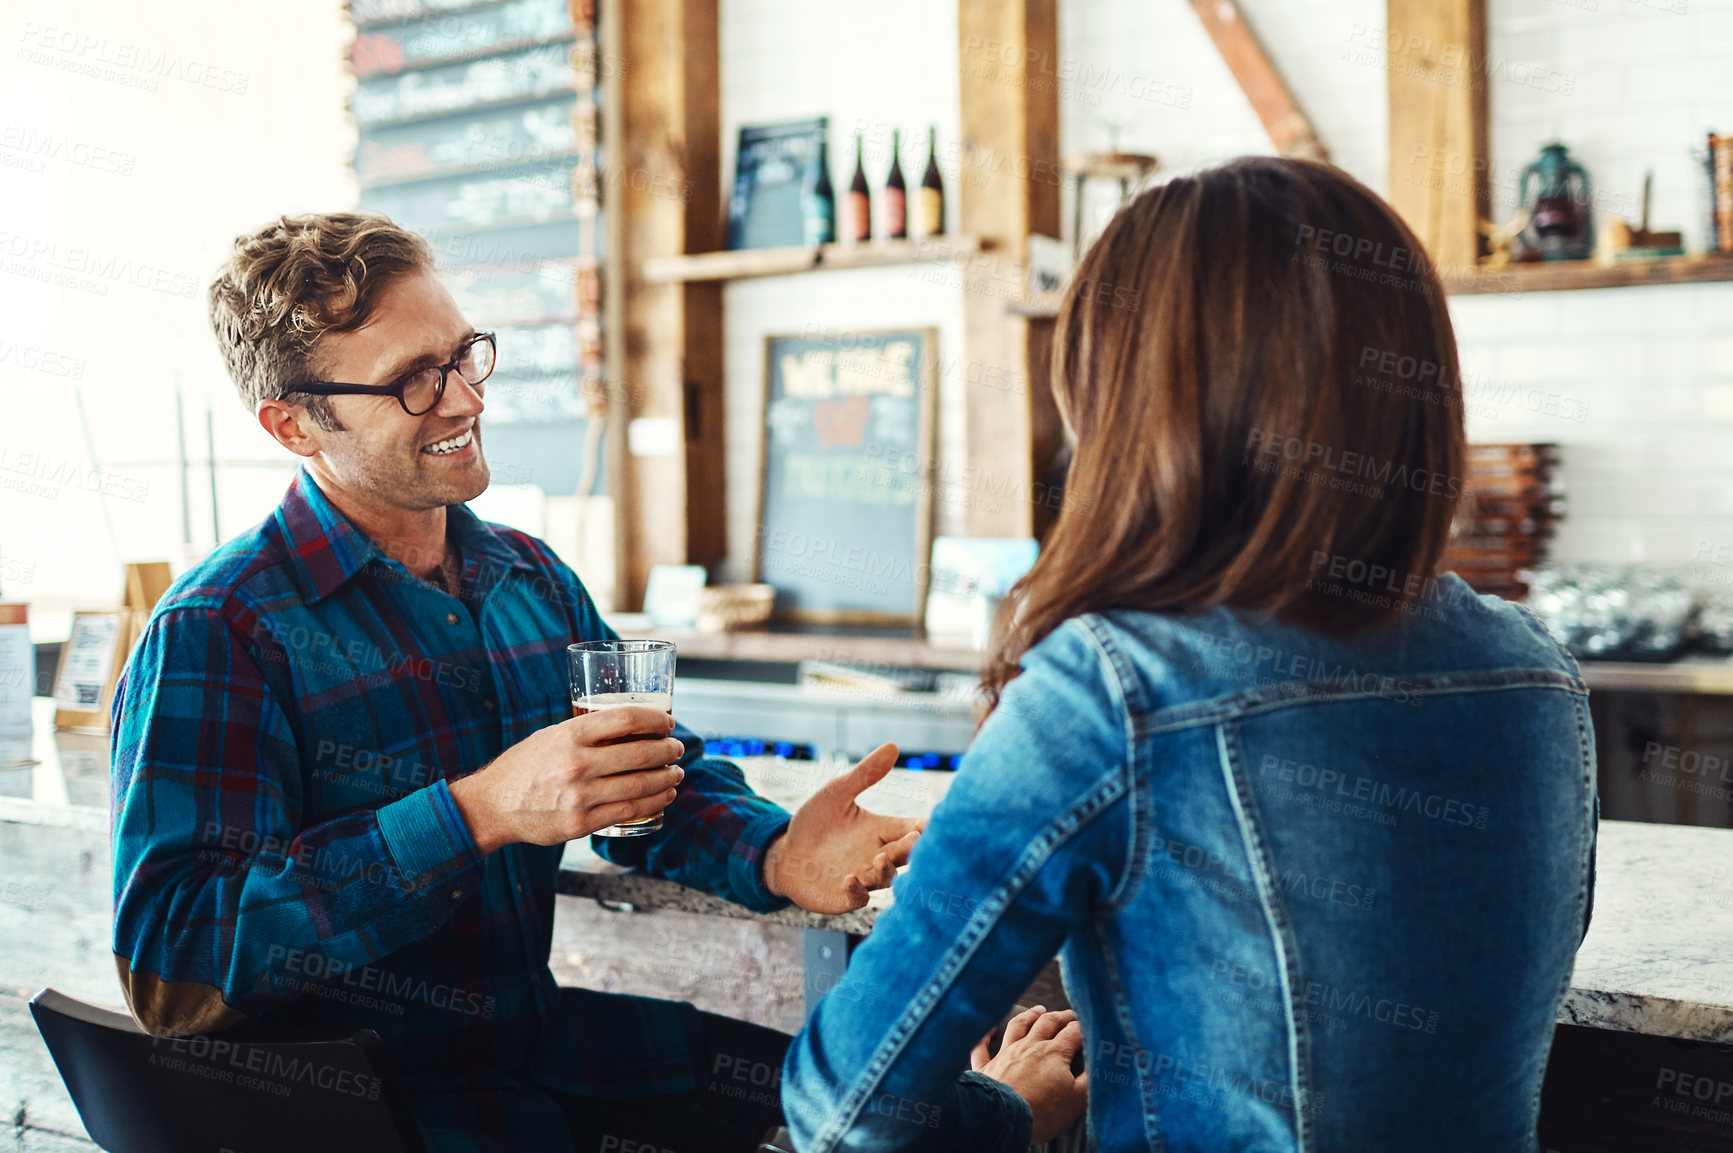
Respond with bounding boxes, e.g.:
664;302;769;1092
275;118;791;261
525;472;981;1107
448;707;686;853
971;1007;1089;1143
762;742;923;914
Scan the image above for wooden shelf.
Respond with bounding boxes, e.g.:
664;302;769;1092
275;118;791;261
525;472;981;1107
1008;292;1063;318
1005;253;1733;317
643;235;984;285
1063;151;1160;181
1443;253;1733;295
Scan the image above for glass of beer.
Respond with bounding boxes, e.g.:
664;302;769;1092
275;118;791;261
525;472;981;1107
568;639;678;837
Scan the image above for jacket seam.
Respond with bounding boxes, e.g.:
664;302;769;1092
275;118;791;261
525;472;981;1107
807;771;1130;1151
1091;918;1166;1151
1217;720;1315;1152
1075;616;1153;914
1142;674;1585;737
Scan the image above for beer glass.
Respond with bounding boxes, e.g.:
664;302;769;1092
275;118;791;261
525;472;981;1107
568;639;678;837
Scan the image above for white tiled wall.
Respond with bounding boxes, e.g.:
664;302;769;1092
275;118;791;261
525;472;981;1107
1456;0;1733;565
711;0;1732;578
1063;0;1733;567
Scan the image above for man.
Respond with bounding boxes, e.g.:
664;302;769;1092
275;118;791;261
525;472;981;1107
109;212;922;1152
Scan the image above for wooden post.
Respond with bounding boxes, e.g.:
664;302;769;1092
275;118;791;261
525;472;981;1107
602;0;724;611
1385;0;1488;274
957;0;1061;540
1189;0;1328;161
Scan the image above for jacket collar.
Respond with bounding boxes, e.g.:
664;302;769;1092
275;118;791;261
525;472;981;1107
275;468;533;605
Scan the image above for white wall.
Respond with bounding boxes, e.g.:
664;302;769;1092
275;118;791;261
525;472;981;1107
1064;0;1733;568
0;0;357;634
1059;0;1386;190
715;0;965;584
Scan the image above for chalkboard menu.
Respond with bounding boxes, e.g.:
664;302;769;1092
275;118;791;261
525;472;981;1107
756;330;936;624
351;0;572;73
348;0;600;494
351;43;577;127
355;97;578;184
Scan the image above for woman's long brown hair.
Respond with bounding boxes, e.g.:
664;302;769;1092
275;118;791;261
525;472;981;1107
982;157;1466;714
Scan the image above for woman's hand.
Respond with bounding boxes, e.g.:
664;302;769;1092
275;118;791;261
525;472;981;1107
970;1006;1089;1143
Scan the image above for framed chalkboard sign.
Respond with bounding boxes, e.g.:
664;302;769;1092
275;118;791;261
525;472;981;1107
755;329;936;624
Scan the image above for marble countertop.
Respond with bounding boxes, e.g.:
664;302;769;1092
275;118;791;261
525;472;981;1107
559;770;1733;1044
557;757;945;935
1558;819;1733;1042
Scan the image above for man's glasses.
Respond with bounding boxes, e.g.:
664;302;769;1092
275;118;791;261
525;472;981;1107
290;332;496;416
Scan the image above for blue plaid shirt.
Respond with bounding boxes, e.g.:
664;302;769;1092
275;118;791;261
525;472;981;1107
110;469;793;1148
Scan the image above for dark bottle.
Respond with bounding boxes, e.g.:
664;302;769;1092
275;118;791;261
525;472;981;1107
882;128;908;240
803;137;836;246
843;133;872;244
918;126;945;238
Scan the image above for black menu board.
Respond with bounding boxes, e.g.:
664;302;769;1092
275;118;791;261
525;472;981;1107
756;329;936;623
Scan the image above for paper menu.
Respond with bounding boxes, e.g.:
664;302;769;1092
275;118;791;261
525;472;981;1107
0;604;32;767
52;612;120;711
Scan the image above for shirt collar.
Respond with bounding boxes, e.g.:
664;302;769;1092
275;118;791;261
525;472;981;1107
276;468;535;605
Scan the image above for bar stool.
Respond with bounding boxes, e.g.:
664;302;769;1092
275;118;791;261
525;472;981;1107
29;987;427;1153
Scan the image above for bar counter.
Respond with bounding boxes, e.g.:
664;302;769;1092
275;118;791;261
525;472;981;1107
8;703;1729;1041
557;760;1733;1045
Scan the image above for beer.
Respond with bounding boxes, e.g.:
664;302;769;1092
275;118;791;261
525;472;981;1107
572;692;675;835
572;691;673;721
568;636;678;838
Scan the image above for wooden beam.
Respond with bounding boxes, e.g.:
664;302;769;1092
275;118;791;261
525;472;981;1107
679;0;726;574
1189;0;1328;162
1385;0;1488;274
602;0;723;610
957;0;1061;540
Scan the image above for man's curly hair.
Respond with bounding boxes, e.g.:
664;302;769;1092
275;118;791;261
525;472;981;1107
208;213;434;430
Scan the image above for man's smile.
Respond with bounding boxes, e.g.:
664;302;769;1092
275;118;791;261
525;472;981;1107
421;427;475;456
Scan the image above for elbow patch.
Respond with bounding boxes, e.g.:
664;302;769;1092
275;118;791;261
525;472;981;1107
114;954;246;1038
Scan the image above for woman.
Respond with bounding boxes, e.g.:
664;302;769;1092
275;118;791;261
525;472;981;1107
780;157;1596;1152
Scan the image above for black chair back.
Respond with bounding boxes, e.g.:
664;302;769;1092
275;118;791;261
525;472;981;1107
29;988;426;1153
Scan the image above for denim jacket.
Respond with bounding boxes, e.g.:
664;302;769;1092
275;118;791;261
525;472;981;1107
783;576;1597;1152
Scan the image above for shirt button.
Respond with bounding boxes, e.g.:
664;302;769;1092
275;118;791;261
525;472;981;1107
483;699;496;711
451;890;463;900
446;612;460;625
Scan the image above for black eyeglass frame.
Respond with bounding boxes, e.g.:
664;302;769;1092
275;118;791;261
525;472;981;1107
286;331;497;416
